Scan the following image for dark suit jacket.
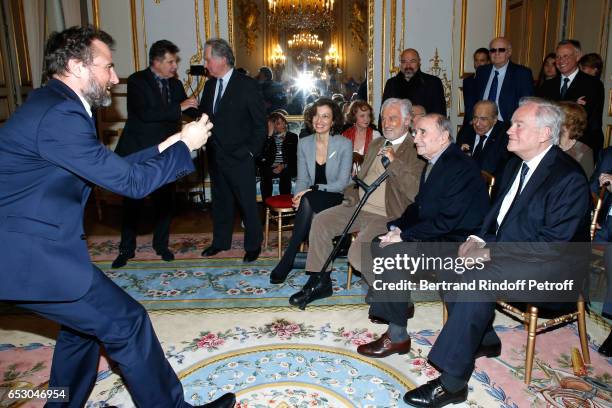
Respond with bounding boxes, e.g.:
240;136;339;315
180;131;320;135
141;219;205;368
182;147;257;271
199;70;266;166
469;61;534;124
258;131;298;177
456;121;511;176
590;147;612;241
115;68;194;156
537;71;605;152
462;75;478;117
381;70;447;116
0;79;194;301
388;143;490;242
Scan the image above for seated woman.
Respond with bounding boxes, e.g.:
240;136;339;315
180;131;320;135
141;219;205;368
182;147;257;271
341;100;381;175
558;101;594;178
258;112;298;203
269;98;353;284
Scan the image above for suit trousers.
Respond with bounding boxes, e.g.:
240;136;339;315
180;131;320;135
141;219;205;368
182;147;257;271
119;182;175;253
18;265;192;408
305;204;388;275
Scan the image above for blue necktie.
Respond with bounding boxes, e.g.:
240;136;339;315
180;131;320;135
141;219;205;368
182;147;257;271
487;70;499;102
160;78;169;105
213;78;223;114
560;77;570;98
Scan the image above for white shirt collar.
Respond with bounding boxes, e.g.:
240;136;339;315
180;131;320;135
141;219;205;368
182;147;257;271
523;144;553;176
493;61;509;75
387;132;409;146
562;68;579;83
76;93;92;117
219;68;234;86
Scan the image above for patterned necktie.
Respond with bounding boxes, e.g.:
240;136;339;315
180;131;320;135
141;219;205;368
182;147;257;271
487;70;499;102
160;78;169;105
381;140;392;168
213;78;224;114
560;77;570;98
472;135;487;159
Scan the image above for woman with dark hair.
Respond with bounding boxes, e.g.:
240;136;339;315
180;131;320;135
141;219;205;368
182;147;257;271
269;98;353;284
536;53;558;90
558;101;594;177
342;100;381;175
579;53;604;79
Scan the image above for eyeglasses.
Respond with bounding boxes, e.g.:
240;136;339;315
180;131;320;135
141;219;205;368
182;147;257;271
489;48;507;53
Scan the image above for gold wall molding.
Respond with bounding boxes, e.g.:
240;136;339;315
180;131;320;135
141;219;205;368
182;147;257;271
390;0;395;73
8;0;31;87
185;0;205;98
460;0;504;77
228;0;235;48
91;0;100;28
380;0;386;94
141;0;148;56
236;0;258;55
567;0;575;39
495;0;503;36
214;0;220;37
204;0;211;39
427;48;451;111
130;0;140;72
349;0;368;52
367;0;374;107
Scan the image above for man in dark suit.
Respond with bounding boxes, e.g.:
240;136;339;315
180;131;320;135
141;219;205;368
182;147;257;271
467;37;534;126
462;48;490;120
199;38;266;262
112;40;199;268
0;27;234;408
357;113;489;359
538;40;605;158
403;98;590;407
457;100;511;177
382;48;447;116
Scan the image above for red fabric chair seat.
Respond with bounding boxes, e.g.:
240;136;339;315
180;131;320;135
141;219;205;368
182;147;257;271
265;194;293;209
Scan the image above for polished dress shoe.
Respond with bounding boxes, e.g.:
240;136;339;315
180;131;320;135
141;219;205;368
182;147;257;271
156;248;175;262
357;331;411;358
403;378;468;407
111;252;134;269
289;273;333;310
475;341;502;359
201;246;224;257
243;247;261;263
195;392;236;408
598;330;612;357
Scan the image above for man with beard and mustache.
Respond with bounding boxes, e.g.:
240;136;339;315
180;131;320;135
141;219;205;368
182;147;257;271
112;40;199;268
0;26;235;408
381;48;447;116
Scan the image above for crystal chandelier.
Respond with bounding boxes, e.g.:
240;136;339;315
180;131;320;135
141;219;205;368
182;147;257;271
288;33;323;50
267;0;335;31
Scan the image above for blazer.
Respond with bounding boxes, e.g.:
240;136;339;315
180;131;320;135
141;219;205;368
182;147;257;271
382;70;447;116
389;143;490;242
590;147;612;241
462;75;478;118
471;61;534;123
456;121;512;177
199;70;266;165
115;68;194;156
537;70;605;152
344;135;426;220
0;79;194;302
258;131;298;177
295;134;353;193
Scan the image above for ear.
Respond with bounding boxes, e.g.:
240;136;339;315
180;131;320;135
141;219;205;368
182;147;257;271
539;126;553;143
67;58;86;78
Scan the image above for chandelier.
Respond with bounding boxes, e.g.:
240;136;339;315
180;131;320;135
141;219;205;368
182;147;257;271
267;0;335;31
288;33;323;50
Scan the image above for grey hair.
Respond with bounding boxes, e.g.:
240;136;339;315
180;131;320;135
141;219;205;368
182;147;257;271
426;113;453;141
558;39;582;53
205;38;235;67
473;100;499;118
381;98;412;120
518;97;564;145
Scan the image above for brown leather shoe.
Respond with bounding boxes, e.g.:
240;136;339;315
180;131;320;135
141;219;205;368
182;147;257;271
357;331;411;358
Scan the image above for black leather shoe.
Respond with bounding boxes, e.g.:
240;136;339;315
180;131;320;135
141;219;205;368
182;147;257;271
357;332;411;358
201;246;224;257
403;378;468;407
156;248;175;262
270;262;291;284
243;247;261;263
289;273;333;310
475;341;502;359
111;252;134;269
598;330;612;357
195;392;236;408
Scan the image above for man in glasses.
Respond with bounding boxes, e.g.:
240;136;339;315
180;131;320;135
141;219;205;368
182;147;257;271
469;37;534;127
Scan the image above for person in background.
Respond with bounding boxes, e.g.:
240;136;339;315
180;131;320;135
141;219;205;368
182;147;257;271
269;98;352;284
258;112;298;202
558;101;593;177
463;48;490;120
342;100;382;175
536;53;559;90
410;104;427;136
579;53;604;79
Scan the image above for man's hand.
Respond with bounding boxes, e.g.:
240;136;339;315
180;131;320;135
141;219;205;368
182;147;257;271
272;164;285;174
458;236;490;267
180;97;198;111
292;189;311;209
460;144;471;154
379;228;402;248
180;114;213;151
576;96;587;106
379;145;396;162
599;173;612;192
267;120;275;137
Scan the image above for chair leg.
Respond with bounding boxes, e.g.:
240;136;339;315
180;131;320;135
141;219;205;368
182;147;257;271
524;306;538;385
442;302;448;324
347;264;353;289
577;297;590;364
277;212;283;259
264;207;270;249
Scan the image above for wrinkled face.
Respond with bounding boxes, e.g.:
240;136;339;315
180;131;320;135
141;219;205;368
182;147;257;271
313;105;334;135
472;103;497;135
354;108;372;129
473;51;490;70
204;46;227;78
410;105;426;128
414;116;449;160
82;39;119;109
555;44;580;76
543;57;557;78
152;52;178;79
381;104;411;141
507;103;550;161
273;118;287;133
489;38;512;67
400;50;420;80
